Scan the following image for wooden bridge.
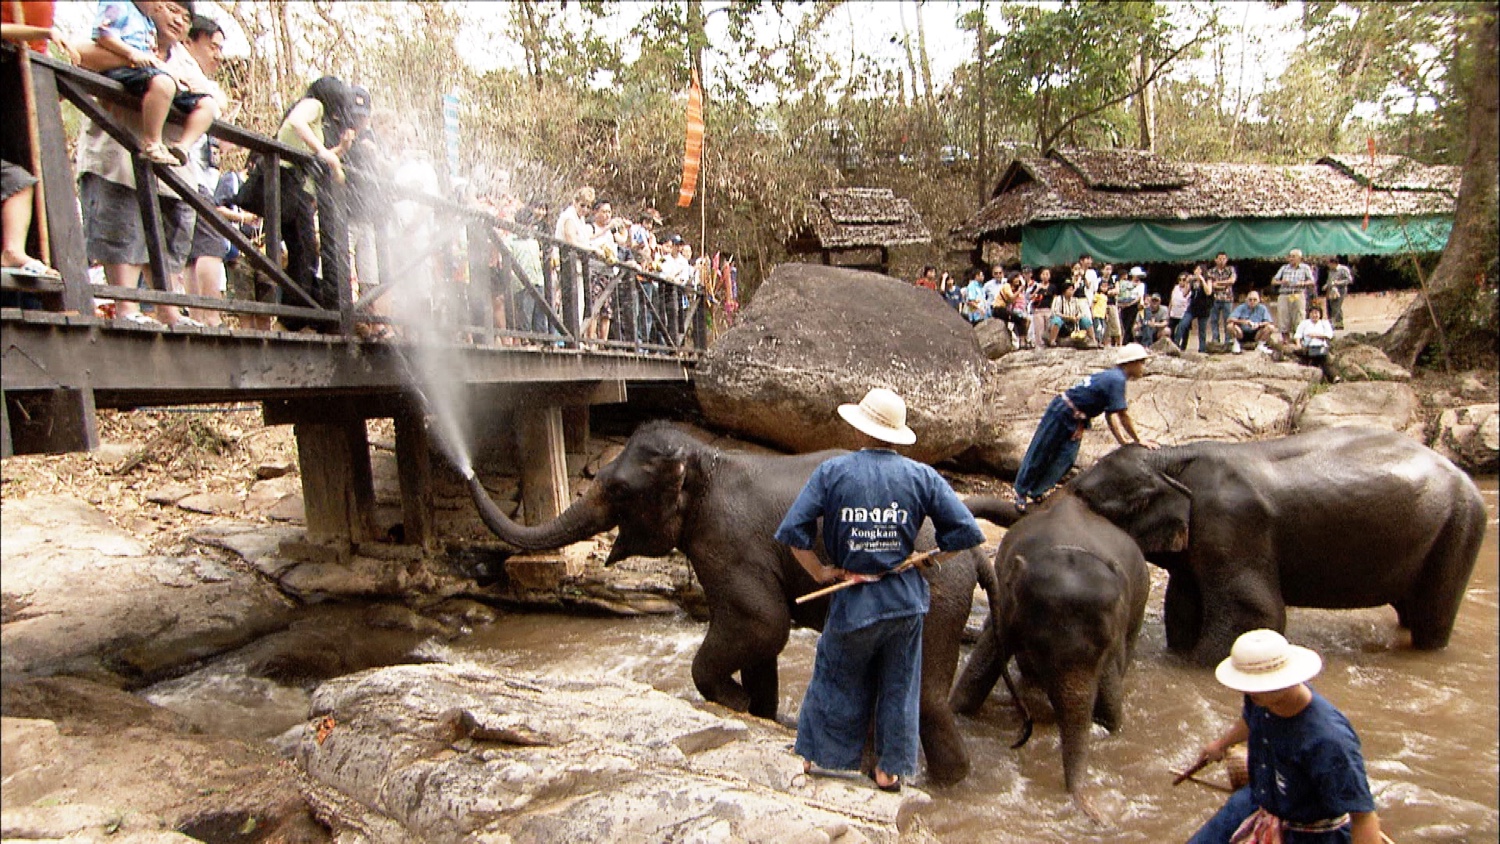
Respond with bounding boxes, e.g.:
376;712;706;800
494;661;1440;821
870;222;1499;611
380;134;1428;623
1;47;709;551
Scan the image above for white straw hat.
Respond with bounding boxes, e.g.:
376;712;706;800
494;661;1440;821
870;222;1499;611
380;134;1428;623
1116;343;1151;365
1215;629;1323;693
837;388;917;445
1128;266;1147;277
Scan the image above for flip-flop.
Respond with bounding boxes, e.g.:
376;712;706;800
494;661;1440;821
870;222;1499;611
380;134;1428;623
868;771;901;793
5;259;61;278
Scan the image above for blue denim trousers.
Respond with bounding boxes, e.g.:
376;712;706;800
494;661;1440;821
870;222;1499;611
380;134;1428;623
1013;398;1083;501
1175;313;1210;351
796;614;924;777
1209;299;1233;343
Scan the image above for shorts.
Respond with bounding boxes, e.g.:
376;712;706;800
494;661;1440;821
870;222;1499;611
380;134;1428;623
102;66;211;115
188;189;231;261
80;172;195;279
1;159;39;202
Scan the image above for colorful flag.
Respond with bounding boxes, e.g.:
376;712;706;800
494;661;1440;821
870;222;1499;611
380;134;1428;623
677;70;704;208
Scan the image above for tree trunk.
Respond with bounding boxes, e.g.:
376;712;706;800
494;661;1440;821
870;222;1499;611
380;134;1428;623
1135;46;1155;152
975;0;989;204
914;0;937;119
1381;5;1499;370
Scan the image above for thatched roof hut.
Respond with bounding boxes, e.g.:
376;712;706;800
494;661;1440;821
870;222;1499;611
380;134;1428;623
786;187;932;274
953;149;1458;266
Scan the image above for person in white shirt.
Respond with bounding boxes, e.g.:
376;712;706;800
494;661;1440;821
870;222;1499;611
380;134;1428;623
1292;304;1337;381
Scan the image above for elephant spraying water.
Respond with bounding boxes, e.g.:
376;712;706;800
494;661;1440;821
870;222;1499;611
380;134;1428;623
465;421;993;784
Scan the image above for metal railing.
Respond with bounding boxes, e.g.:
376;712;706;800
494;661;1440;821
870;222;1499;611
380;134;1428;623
5;49;709;356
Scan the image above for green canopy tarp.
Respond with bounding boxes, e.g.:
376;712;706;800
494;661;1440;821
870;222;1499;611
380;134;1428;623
1020;216;1452;267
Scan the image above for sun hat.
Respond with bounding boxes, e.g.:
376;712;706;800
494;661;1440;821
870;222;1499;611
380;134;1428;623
837;388;917;446
1215;629;1323;693
1128;266;1147;277
1115;343;1151;365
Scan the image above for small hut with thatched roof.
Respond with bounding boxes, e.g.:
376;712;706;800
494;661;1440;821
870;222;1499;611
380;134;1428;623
786;187;932;275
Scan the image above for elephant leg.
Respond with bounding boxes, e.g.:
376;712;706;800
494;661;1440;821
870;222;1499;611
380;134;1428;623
1403;509;1486;650
1092;651;1125;733
740;656;780;721
949;616;1005;716
691;600;791;718
1163;569;1204;654
920;579;974;785
1191;564;1286;667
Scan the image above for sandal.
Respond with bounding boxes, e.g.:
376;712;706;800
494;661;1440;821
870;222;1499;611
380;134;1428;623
140;142;179;166
168;145;190;166
868;771;901;793
5;258;61;278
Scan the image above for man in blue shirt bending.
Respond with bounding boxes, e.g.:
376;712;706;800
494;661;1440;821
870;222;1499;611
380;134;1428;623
1188;629;1383;844
775;387;984;792
1011;343;1156;510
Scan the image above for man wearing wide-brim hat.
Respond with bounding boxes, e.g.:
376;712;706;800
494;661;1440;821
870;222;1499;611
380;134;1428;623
774;387;984;792
1187;629;1383;843
1011;342;1156;511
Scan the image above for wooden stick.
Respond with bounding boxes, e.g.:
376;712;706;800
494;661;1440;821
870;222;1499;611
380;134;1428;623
794;554;929;605
1172;756;1214;786
1169;767;1232;793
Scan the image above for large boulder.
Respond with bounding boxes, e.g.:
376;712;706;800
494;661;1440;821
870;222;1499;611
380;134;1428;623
1295;381;1424;439
961;348;1319;475
1329;340;1412;382
1432;403;1500;474
1;496;297;683
695;264;987;464
294;662;933;843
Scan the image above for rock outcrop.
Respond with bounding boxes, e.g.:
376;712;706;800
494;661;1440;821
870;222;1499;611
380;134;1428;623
961;348;1320;475
1296;381;1424;438
696;264;987;464
295;662;934;843
1432;403;1500;474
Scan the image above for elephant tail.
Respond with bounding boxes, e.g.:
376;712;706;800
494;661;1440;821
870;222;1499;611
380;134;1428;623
1001;658;1034;749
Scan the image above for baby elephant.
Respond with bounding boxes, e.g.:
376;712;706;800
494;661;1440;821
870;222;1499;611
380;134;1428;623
952;493;1149;823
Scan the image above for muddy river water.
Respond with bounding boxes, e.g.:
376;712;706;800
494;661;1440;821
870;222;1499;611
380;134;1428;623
147;479;1498;842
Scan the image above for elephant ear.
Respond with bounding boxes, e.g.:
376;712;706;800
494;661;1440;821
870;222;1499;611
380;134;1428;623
1131;468;1192;553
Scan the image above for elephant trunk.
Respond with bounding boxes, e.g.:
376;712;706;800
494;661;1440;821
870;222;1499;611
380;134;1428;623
467;475;614;551
1054;668;1101;801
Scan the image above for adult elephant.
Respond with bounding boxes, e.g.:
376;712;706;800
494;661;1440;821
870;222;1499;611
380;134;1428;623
464;421;991;784
950;494;1149;823
1068;426;1486;666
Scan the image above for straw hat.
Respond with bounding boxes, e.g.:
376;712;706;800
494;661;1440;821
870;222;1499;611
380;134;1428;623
838;388;917;446
1215;629;1323;693
1116;343;1151;365
1128;266;1147;277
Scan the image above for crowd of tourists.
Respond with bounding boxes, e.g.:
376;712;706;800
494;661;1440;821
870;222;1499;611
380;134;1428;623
918;250;1353;377
4;0;734;342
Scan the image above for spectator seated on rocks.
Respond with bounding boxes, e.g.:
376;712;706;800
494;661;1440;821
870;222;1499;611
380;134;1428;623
1227;290;1278;354
996;271;1030;346
1292;304;1337;381
80;0;218;167
1047;282;1093;345
1136;293;1169;345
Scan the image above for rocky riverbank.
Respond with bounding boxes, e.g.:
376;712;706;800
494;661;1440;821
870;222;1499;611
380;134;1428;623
2;282;1494;841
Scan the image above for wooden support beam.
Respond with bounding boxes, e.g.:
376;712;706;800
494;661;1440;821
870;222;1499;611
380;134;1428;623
293;419;376;546
25;62;90;311
516;404;568;523
2;387;98;456
561;404;589;452
394;410;434;549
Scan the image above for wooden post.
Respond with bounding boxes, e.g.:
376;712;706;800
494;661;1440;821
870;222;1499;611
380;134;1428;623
27;62;90;310
294;419;377;546
561;404;589;451
516;404;568;523
394;410;434;549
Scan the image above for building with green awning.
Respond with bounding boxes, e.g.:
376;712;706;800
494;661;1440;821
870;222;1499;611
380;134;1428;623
952;149;1458;268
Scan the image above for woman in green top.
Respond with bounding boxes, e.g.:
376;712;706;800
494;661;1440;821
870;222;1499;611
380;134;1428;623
275;76;357;328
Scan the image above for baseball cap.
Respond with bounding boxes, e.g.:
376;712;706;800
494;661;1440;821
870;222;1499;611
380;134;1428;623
349;85;372;117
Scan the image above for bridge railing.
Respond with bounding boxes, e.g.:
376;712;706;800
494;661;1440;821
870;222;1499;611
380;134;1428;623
4;48;709;355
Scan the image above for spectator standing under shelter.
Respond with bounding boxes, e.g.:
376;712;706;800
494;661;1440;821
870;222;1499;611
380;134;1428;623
1322;255;1354;330
1117;266;1146;343
1205;251;1237;346
1175;267;1213;352
1272;249;1316;337
776;388;984;793
1168;272;1192;343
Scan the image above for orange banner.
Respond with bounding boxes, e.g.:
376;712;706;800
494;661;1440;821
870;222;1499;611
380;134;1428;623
678;70;704;207
1363;137;1375;230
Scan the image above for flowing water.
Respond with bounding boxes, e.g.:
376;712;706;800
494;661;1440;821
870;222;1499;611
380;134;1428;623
145;479;1499;841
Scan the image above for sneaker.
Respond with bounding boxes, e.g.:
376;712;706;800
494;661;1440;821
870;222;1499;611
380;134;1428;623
1231;340;1242;354
1257;342;1271;354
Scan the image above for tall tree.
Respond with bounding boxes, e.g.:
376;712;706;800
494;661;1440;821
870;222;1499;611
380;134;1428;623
1381;3;1499;369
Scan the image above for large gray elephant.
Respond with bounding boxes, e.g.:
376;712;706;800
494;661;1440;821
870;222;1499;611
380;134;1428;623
1068;425;1486;666
464;421;992;784
950;494;1148;822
